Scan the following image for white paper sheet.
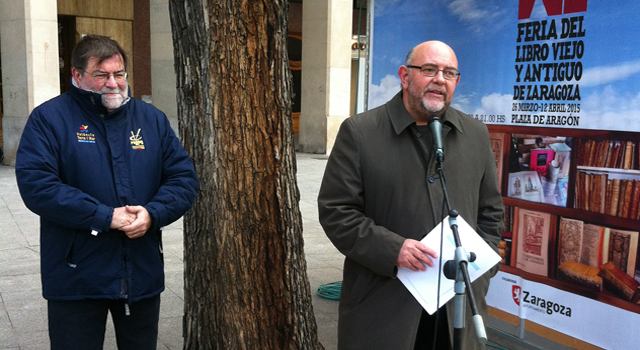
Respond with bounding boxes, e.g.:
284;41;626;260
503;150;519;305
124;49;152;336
397;216;501;315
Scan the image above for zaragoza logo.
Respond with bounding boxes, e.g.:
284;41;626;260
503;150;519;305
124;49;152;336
512;285;572;316
512;285;521;306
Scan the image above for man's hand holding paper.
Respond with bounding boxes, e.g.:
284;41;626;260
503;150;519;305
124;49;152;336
397;216;502;315
396;239;439;271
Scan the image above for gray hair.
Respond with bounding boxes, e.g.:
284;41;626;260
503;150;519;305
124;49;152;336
72;34;129;71
404;48;415;66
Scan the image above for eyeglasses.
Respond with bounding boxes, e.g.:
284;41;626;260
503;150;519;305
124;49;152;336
405;64;460;80
82;70;128;83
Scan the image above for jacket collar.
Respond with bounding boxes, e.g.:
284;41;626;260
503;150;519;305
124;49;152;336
69;77;131;117
386;91;465;135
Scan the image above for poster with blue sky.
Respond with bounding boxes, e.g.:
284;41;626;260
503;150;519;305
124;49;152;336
368;0;640;132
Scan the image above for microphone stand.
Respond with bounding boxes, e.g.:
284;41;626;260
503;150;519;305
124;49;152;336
434;154;487;350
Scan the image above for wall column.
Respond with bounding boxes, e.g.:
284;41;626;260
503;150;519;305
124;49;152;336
149;0;178;133
0;0;60;165
299;0;352;154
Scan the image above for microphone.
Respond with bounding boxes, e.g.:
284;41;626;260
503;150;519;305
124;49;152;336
428;114;444;163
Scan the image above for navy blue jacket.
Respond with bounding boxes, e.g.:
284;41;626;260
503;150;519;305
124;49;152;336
16;82;199;302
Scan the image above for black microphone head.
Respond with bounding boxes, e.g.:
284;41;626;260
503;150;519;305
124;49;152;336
428;114;444;162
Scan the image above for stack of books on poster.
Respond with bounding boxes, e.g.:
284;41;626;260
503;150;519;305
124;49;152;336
556;217;639;301
574;172;640;219
577;139;638;170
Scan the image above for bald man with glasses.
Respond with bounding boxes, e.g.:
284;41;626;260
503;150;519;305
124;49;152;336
318;41;503;350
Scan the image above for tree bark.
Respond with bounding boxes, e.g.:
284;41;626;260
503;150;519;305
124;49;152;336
169;1;324;349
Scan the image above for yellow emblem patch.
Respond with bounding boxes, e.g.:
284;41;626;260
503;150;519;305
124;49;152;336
130;128;145;150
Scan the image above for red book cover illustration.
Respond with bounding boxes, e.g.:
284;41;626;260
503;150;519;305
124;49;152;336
530;149;555;177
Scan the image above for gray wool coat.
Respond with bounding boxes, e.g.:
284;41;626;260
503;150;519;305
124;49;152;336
318;91;504;350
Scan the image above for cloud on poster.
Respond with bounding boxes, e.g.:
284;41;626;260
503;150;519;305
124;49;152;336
368;74;401;109
449;92;512;119
369;60;640;131
579;60;640;87
446;0;509;35
581;85;640;131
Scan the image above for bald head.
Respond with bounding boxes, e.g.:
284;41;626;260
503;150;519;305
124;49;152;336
399;40;460;123
405;41;458;68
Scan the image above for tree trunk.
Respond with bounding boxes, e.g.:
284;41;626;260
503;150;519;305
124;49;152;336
168;1;324;349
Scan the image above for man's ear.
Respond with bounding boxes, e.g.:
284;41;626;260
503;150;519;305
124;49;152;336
398;65;410;89
71;68;83;84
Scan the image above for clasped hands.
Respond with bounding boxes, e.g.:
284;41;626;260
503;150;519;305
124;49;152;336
395;239;438;272
110;205;152;239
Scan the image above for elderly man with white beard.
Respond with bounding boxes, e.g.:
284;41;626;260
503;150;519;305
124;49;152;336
15;35;199;350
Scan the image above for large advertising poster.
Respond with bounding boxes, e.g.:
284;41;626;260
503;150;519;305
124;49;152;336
368;1;640;347
368;0;640;132
488;271;640;349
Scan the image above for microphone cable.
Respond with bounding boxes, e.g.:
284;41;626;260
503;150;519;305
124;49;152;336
432;192;448;350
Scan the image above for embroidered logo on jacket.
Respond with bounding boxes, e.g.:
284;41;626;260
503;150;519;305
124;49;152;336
77;125;96;144
130;128;145;150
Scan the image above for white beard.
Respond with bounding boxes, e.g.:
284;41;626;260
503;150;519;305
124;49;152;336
408;82;446;116
99;87;128;110
420;96;445;114
77;78;129;111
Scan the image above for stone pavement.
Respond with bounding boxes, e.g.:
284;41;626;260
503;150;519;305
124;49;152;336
0;152;570;350
0;153;342;350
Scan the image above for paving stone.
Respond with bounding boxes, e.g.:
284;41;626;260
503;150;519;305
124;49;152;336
0;155;343;349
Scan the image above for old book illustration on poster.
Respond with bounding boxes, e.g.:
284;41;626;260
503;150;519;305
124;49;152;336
605;228;639;277
508;172;523;198
557;218;608;289
515;209;550;276
557;217;584;267
508;171;543;203
550;142;572;178
490;133;504;189
581;224;605;268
